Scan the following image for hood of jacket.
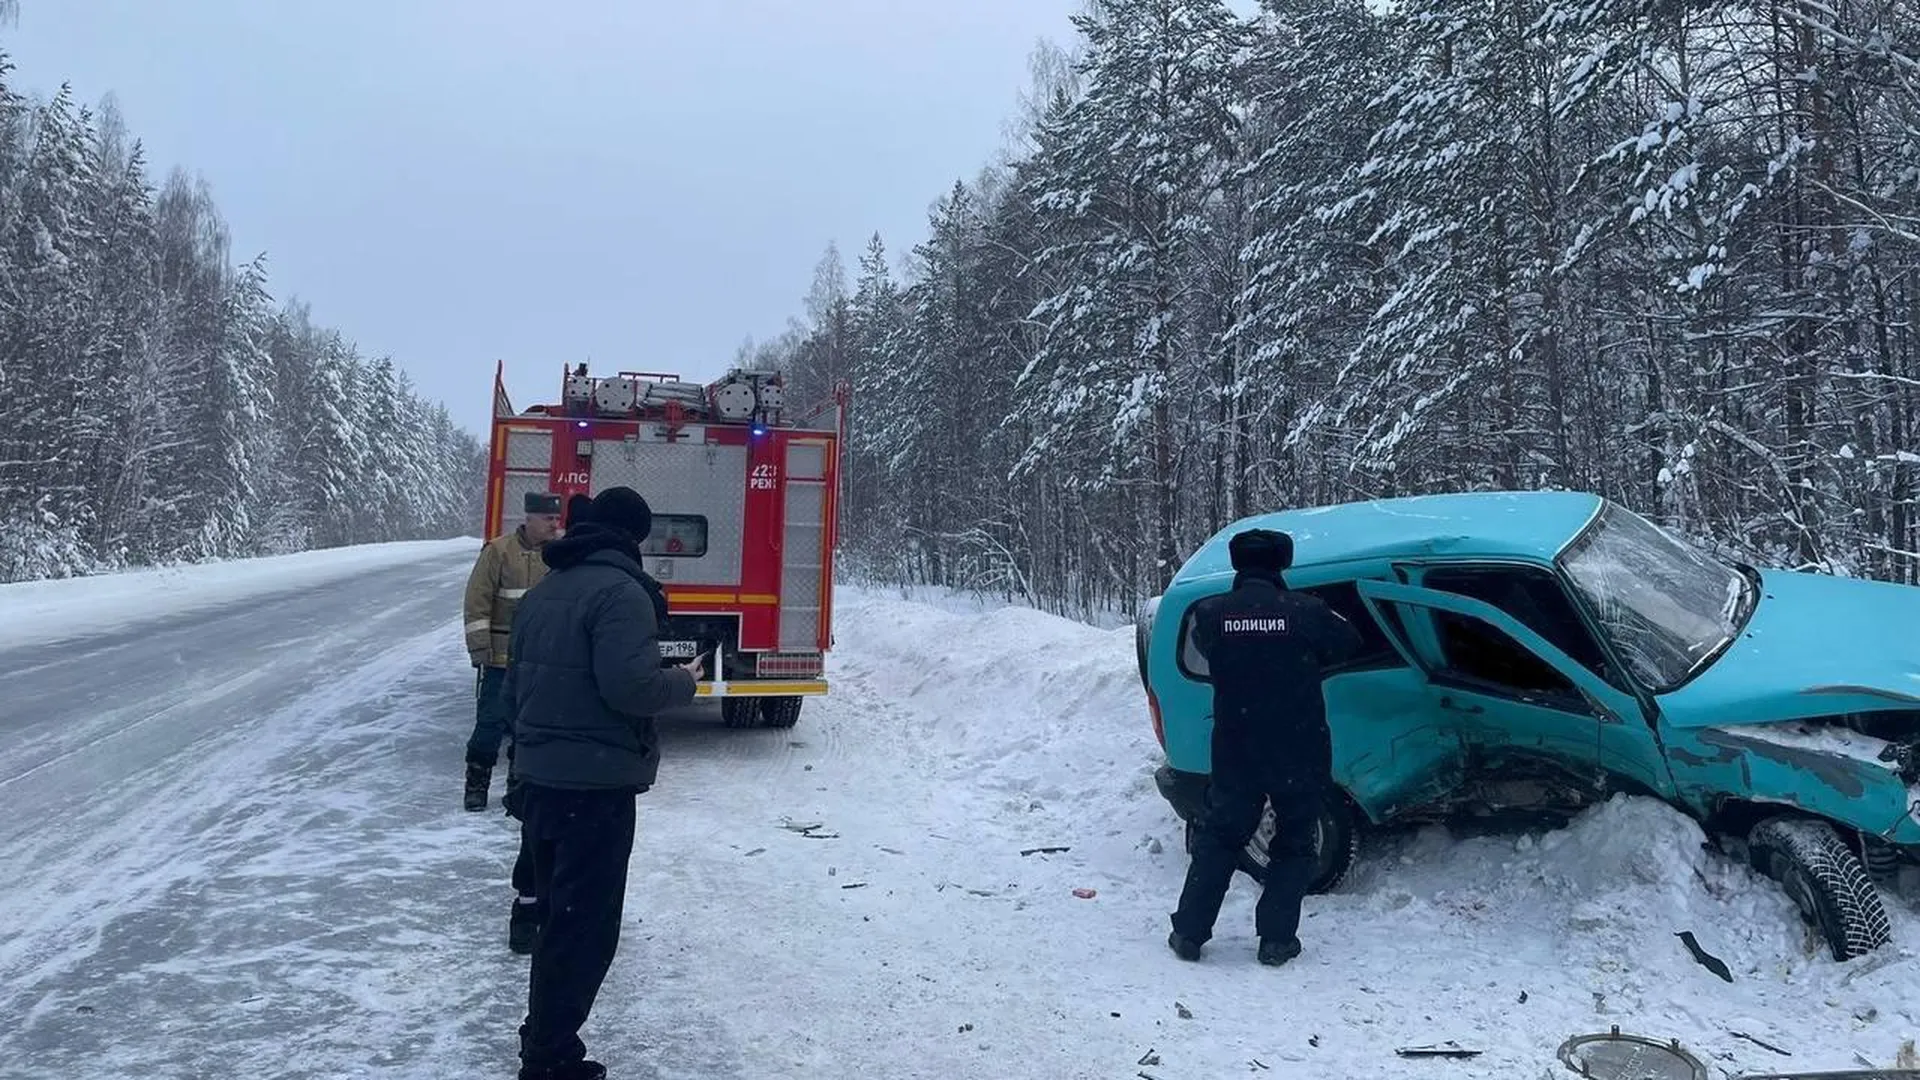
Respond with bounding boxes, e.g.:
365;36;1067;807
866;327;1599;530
543;521;644;572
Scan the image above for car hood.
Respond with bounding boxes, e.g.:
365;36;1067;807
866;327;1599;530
1658;568;1920;728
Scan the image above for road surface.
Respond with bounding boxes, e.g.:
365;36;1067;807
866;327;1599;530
0;551;512;1077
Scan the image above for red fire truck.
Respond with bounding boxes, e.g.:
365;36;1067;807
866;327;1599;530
482;361;843;729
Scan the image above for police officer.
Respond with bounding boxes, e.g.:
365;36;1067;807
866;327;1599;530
1168;527;1363;966
462;491;563;811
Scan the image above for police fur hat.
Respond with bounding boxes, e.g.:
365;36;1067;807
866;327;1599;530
524;491;562;516
589;486;653;542
1228;528;1293;572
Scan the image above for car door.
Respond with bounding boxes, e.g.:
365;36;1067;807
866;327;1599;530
1356;579;1677;799
1174;579;1467;822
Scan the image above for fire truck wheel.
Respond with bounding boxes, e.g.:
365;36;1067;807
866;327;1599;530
760;697;804;729
721;698;762;729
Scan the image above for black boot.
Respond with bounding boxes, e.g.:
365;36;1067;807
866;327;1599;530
1258;937;1301;966
509;897;541;955
464;763;490;811
1167;930;1202;961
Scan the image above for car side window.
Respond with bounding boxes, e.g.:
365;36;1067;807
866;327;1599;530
1421;565;1614;683
1429;609;1579;701
1175;580;1406;682
1179;607;1211;679
1302;581;1406;673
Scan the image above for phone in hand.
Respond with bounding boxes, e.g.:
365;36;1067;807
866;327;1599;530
681;650;709;682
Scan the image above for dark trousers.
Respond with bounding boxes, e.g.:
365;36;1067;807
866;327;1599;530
505;753;537;902
518;783;637;1070
511;814;538;900
467;665;511;768
1171;771;1321;946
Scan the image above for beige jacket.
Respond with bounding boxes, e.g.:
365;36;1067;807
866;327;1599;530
463;528;550;668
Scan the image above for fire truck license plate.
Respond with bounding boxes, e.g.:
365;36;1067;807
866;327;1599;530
659;641;698;659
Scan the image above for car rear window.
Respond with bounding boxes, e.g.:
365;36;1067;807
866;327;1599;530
1177;580;1405;681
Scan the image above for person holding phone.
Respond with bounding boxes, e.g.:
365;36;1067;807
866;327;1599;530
501;485;702;1080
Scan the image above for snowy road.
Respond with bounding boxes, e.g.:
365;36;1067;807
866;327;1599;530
6;550;1920;1078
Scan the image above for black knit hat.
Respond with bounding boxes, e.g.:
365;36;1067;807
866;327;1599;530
590;486;653;541
1229;528;1293;572
565;493;594;526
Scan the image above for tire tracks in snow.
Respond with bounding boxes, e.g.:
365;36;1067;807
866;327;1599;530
0;623;455;1003
0;626;573;1079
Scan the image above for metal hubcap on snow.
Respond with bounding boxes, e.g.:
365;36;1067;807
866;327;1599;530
1556;1029;1708;1080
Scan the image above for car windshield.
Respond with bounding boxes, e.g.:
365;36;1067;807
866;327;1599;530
1557;502;1753;692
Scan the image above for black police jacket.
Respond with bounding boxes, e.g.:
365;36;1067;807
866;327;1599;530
1190;570;1365;786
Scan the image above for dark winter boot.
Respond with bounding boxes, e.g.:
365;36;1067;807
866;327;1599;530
1258;937;1302;967
1167;930;1202;962
509;896;541;955
517;1060;605;1080
464;763;490;812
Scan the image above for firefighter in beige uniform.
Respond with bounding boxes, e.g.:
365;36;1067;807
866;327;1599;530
463;491;563;811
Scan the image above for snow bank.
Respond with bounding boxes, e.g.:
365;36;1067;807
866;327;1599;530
0;538;478;652
830;587;1160;815
837;576;1138;630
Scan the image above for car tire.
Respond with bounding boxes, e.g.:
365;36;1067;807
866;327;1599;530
1749;815;1893;962
760;696;804;729
721;698;762;729
1236;790;1362;895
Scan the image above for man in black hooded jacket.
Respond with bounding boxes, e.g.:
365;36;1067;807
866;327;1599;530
503;485;700;1080
501;491;647;955
1168;528;1364;967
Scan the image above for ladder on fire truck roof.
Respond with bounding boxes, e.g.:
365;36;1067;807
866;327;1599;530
491;360;843;432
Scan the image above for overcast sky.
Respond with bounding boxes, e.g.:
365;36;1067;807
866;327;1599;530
2;1;1083;436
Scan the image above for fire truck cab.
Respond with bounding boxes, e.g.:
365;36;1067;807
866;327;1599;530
483;361;842;729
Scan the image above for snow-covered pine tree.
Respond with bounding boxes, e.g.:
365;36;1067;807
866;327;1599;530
842;231;903;558
786;243;851;413
78;106;164;565
1229;0;1402;513
1015;0;1253;595
0;83;100;577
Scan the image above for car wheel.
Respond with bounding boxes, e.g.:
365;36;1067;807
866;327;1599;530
1749;815;1892;962
760;696;804;729
721;698;762;729
1237;790;1361;895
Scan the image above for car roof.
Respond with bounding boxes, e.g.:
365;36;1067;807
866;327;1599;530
1173;490;1604;585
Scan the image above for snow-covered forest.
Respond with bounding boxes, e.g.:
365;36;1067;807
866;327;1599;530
0;51;484;584
760;0;1920;619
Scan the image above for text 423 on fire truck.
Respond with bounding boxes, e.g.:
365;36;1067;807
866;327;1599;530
483;361;844;730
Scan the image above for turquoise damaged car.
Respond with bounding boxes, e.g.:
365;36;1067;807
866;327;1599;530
1137;491;1920;960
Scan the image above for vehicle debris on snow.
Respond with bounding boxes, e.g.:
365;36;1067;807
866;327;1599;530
1395;1042;1480;1059
1677;930;1734;982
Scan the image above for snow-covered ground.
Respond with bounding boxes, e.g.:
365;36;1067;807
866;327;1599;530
5;547;1920;1078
